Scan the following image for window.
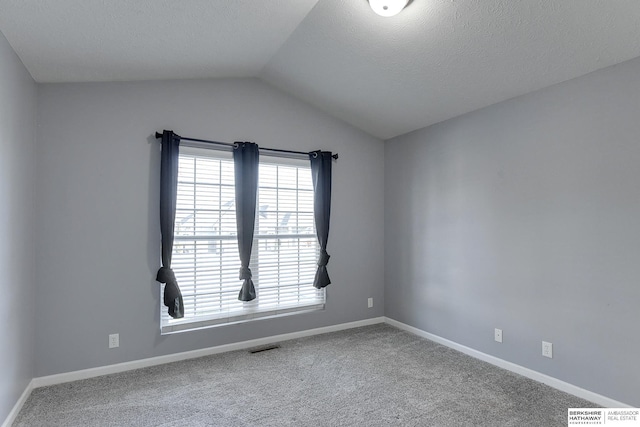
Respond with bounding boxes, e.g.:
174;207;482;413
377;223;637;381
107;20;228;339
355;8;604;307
161;146;324;333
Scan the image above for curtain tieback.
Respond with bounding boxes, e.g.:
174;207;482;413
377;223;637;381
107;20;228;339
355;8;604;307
317;250;330;267
156;266;177;284
239;266;253;280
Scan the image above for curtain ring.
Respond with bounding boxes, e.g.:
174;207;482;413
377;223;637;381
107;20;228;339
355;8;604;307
233;142;240;150
312;152;318;158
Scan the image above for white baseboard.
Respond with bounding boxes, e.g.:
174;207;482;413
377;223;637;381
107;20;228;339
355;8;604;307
32;317;385;388
2;379;34;427
8;315;627;427
384;317;631;408
5;317;383;426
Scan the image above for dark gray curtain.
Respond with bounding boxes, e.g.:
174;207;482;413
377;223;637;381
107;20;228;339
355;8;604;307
155;130;185;318
309;151;333;289
234;142;260;301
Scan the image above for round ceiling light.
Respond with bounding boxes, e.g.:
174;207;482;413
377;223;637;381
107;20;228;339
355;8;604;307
369;0;409;17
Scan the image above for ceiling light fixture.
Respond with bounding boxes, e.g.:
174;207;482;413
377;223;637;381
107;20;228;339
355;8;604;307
369;0;409;17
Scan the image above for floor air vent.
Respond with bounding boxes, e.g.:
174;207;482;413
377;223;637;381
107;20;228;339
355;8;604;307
249;344;281;354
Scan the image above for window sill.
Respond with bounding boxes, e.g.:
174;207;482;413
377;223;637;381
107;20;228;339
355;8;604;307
161;303;325;334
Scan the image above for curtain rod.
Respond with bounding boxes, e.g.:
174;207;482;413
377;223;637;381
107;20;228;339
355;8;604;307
154;132;339;160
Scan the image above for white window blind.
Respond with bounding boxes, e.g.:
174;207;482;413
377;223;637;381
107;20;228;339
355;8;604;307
161;146;324;333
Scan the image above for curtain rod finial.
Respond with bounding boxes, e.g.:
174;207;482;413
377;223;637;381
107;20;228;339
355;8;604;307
155;132;163;139
332;153;339;160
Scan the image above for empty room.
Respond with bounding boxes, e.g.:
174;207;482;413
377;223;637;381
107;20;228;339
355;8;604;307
1;0;639;425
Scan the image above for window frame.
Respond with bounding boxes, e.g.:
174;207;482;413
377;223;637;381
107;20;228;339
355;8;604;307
161;144;325;334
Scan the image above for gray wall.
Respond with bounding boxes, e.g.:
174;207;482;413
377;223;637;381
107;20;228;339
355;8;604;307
385;57;640;406
35;78;385;376
0;31;36;420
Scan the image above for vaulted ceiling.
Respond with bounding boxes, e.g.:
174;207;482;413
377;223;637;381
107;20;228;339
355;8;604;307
1;0;640;139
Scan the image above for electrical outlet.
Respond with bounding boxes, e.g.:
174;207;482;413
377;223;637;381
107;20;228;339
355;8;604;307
494;328;503;343
367;297;373;308
109;333;119;349
542;341;553;358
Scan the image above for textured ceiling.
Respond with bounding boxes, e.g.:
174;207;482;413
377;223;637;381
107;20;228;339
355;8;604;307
1;0;640;139
0;0;319;81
